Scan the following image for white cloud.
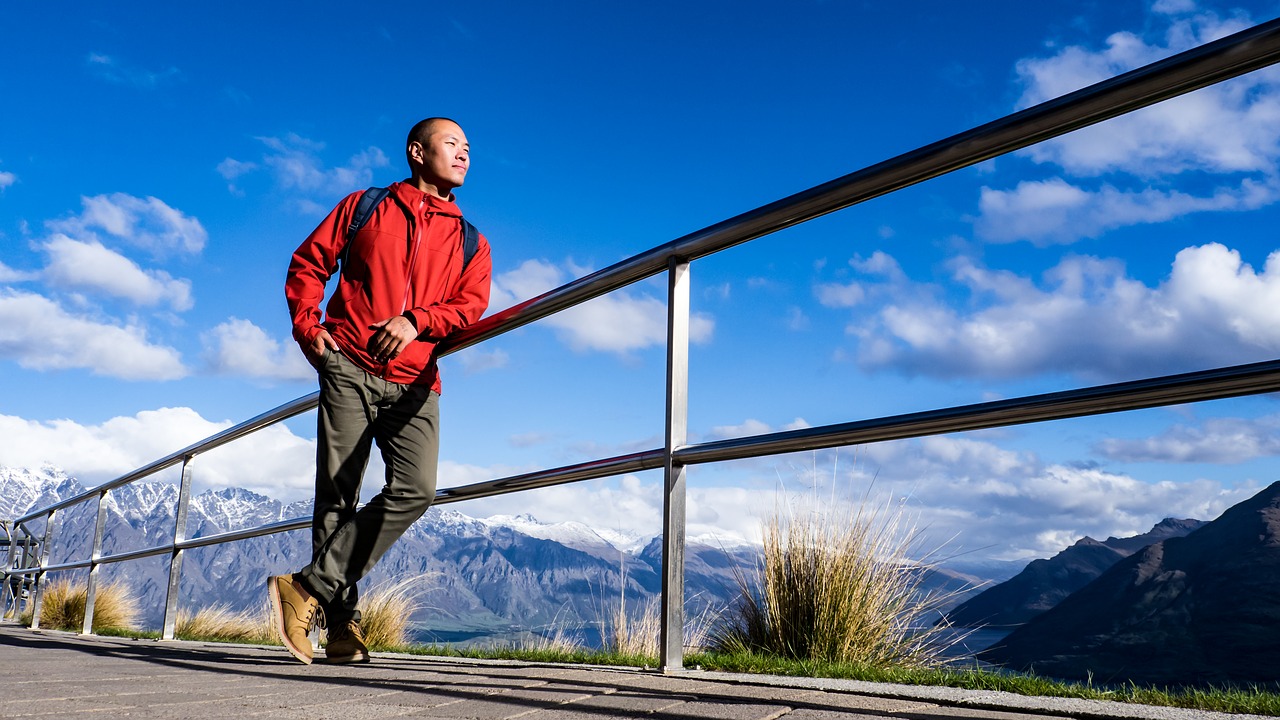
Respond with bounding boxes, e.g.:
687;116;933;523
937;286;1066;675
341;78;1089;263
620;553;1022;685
0;170;15;191
0;260;35;283
975;8;1280;243
842;244;1280;380
0;408;316;500
86;52;181;89
490;259;715;354
709;437;1258;561
466;429;1261;560
3;408;1262;563
707;418;773;440
1098;414;1280;463
448;346;509;374
222;134;389;200
48;193;207;256
201;318;314;382
1014;11;1272;178
976;177;1279;245
42;235;193;310
815;281;864;308
0;289;187;380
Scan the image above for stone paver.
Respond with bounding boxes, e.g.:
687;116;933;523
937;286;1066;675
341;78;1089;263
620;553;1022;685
0;622;1265;720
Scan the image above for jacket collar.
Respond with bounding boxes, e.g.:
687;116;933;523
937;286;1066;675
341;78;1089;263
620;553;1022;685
391;180;462;217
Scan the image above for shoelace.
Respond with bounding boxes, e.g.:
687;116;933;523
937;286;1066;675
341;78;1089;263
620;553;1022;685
329;619;363;643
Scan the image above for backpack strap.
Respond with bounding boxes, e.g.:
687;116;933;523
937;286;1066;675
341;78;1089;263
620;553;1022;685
340;185;482;275
461;219;480;273
339;186;391;275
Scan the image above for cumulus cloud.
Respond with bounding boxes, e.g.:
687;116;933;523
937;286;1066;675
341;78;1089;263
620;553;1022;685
42;235;193;310
48;193;207;256
977;177;1279;245
489;259;715;354
0;408;316;499
4;405;1262;561
705;417;811;441
447;428;1265;559
448;346;510;374
0;170;15;191
1097;414;1280;463
0;260;36;283
841;243;1280;380
976;7;1280;244
86;52;181;89
201;318;314;382
1014;9;1272;177
219;134;389;201
0;289;187;380
711;435;1258;560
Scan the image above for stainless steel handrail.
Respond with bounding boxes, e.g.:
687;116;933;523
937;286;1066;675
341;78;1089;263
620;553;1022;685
437;18;1280;355
9;16;1280;669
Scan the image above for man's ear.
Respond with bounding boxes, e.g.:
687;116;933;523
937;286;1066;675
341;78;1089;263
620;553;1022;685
407;141;424;165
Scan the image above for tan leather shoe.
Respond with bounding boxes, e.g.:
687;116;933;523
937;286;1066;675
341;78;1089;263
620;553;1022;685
325;618;370;664
267;574;318;664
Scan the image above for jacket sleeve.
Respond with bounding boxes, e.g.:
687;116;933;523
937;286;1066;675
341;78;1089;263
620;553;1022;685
407;233;493;340
285;193;359;346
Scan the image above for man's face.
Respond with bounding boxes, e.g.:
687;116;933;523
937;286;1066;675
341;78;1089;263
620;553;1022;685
412;121;469;192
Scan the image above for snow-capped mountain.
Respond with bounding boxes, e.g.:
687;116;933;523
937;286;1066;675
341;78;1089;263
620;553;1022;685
0;465;764;636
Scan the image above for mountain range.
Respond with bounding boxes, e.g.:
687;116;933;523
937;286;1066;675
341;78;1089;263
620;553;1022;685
978;481;1280;686
943;517;1206;629
0;465;978;644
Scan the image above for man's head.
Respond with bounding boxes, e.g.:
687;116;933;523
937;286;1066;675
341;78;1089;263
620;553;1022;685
406;117;469;199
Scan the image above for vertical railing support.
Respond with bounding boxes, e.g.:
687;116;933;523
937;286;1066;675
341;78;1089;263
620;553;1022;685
0;521;15;618
162;456;195;640
659;257;691;672
82;490;110;634
29;510;58;630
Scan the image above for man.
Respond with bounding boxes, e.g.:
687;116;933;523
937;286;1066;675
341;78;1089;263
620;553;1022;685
271;117;492;664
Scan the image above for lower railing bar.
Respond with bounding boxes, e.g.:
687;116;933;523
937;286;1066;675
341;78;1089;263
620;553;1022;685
14;451;668;577
31;558;94;574
675;359;1280;465
176;517;310;551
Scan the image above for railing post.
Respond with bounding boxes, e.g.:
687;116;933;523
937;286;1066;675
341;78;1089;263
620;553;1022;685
30;510;58;630
161;456;195;640
82;490;110;634
659;257;690;672
0;521;14;619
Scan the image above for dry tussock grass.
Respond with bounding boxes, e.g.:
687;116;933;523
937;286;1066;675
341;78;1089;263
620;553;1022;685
353;576;421;650
713;487;967;668
605;595;719;657
22;579;139;632
177;603;275;644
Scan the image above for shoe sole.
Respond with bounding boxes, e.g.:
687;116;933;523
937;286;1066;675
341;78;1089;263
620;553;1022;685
267;576;313;665
323;651;371;664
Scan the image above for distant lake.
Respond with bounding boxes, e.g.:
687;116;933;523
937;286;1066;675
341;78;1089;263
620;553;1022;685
414;623;1011;662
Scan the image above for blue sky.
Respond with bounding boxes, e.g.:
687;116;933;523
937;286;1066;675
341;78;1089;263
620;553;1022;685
4;0;1280;565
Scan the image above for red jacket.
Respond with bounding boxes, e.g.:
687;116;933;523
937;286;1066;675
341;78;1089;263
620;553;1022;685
286;181;492;390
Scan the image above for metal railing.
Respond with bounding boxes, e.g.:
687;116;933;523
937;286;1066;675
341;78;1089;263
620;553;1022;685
7;18;1280;672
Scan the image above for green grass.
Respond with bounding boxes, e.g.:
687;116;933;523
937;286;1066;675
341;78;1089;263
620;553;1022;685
687;650;1280;716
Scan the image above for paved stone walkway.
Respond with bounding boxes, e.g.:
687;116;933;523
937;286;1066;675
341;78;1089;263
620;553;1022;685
0;623;1260;720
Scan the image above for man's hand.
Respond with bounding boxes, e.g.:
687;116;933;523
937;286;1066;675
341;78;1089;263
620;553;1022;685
368;315;417;364
305;329;340;370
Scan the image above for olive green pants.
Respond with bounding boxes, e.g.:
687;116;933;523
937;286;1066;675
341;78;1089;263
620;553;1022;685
298;349;439;625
